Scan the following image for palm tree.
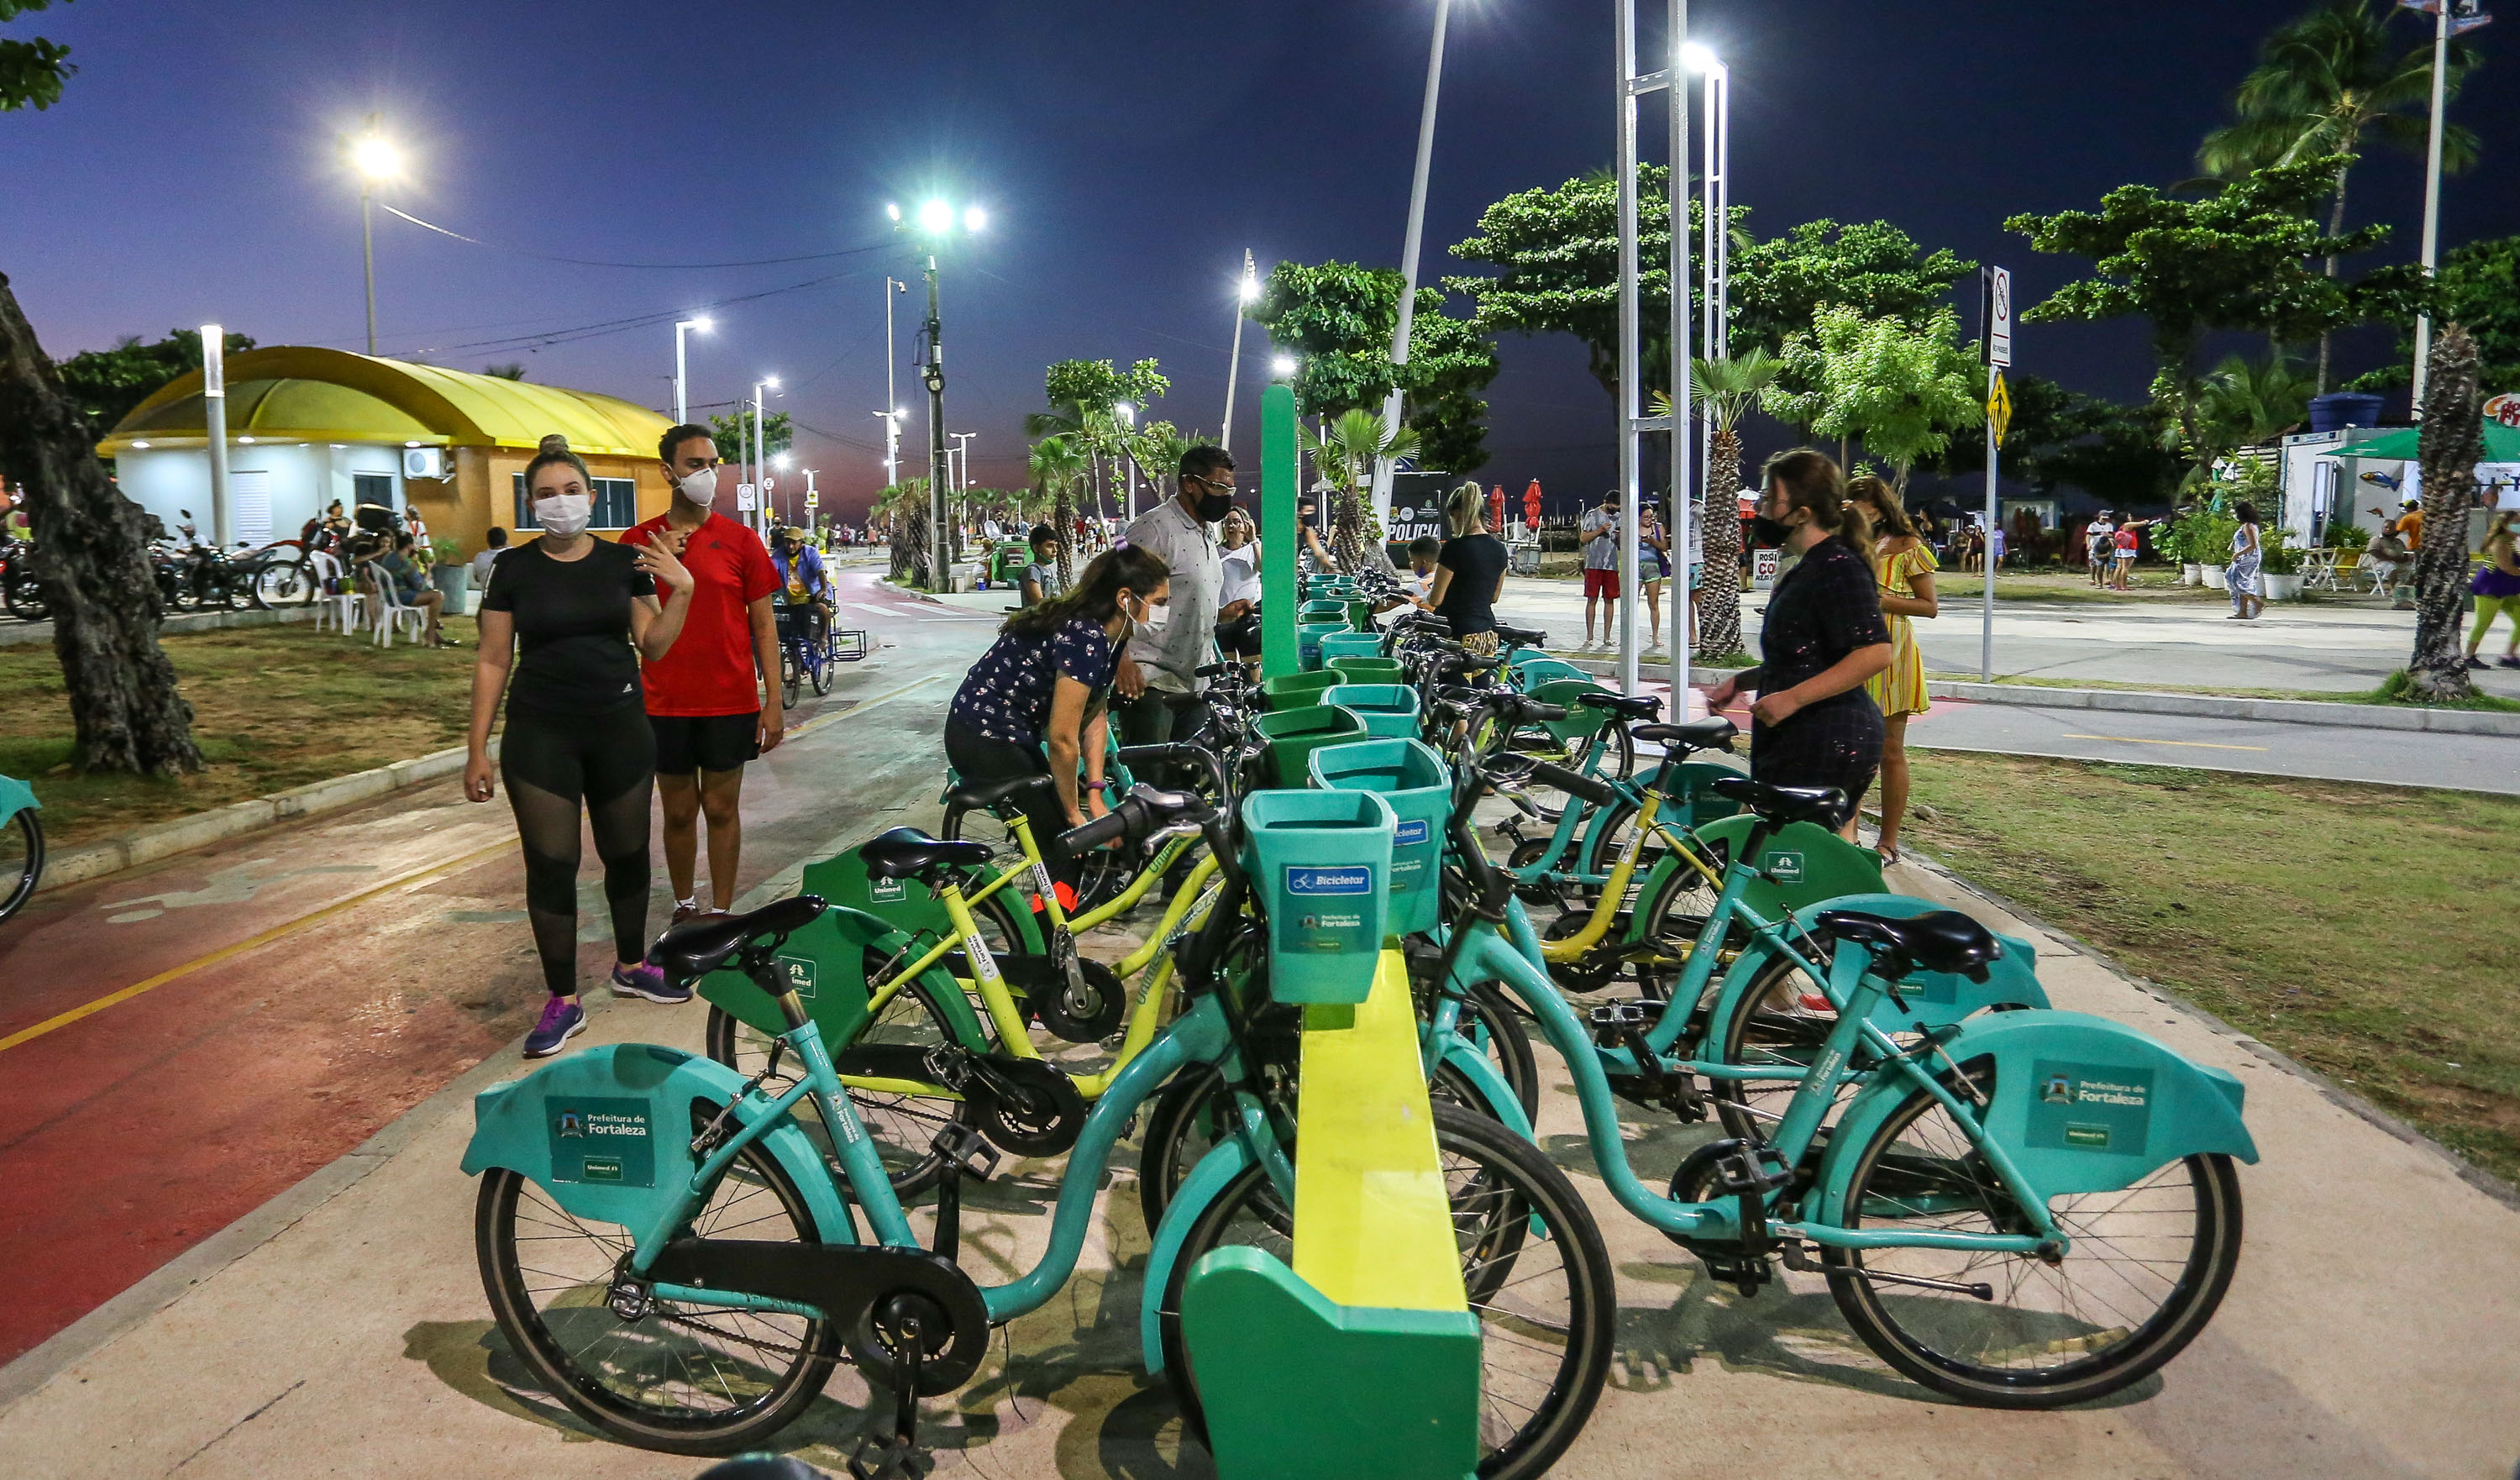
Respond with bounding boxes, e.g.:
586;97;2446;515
2192;354;2316;467
2197;0;2479;392
1027;434;1088;585
1300;408;1419;572
1682;349;1781;659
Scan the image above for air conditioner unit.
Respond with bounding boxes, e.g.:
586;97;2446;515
402;446;446;480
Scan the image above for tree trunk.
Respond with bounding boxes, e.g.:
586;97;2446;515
1697;428;1747;660
2403;324;2481;703
0;271;202;776
1052;484;1075;586
2316;166;2349;397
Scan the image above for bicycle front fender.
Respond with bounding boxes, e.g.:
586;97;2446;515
0;772;37;818
1436;1040;1534;1139
1702;893;2049;1039
1808;1010;2257;1225
1140;1136;1256;1375
460;1042;857;1245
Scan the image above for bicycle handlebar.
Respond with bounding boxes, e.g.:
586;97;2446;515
1115;742;1231;801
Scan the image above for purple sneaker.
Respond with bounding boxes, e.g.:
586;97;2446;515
611;961;692;1005
524;996;585;1058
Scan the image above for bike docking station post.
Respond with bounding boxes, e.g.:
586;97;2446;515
1261;382;1300;680
1183;765;1480;1477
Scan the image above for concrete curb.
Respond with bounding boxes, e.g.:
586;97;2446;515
34;739;491;896
1551;656;2520;737
0;604;317;648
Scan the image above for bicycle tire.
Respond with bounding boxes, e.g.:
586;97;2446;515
701;943;983;1199
1629;831;1735;1004
779;648;800;710
808;645;833;695
0;808;42;924
939;800;1128;913
1701;924;1857;1144
2;567;45;623
1822;1079;2244;1408
1156;1101;1616;1480
475;1145;841;1455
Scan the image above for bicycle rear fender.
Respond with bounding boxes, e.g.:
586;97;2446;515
459;1042;857;1243
1701;892;2048;1038
1140;1136;1256;1375
1808;1010;2256;1220
698;903;991;1049
0;773;37;818
1622;815;1885;942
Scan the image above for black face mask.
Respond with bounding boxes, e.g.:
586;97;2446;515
1750;516;1791;547
1194;491;1233;522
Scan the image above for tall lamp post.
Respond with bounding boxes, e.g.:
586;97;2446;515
1681;41;1727;704
674;317;712;425
874;409;902;484
2407;0;2488;412
749;377;780;538
349;117;400;356
1222;249;1258;451
1369;0;1457;538
890;198;985;592
882;277;906;477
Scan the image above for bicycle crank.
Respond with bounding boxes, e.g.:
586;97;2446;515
938;1052;1088;1157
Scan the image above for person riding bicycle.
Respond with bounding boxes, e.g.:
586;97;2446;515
770;525;832;651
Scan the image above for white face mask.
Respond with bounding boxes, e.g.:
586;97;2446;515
533;493;591;538
1131;593;1168;633
677;467;719;506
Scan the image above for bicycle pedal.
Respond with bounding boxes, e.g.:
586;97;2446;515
1715;1147;1788;1195
1585;1000;1651;1047
848;1437;934;1480
930;1125;1000;1183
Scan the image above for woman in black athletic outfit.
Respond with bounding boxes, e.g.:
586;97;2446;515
465;443;697;1058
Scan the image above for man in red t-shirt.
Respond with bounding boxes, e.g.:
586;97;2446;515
628;425;785;921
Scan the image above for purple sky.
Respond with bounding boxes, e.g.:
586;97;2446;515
4;1;2511;521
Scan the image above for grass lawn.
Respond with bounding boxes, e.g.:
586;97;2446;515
1932;569;2239;605
0;617;484;847
1924;669;2520;714
1905;752;2520;1187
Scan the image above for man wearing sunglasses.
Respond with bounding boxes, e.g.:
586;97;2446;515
1114;445;1248;779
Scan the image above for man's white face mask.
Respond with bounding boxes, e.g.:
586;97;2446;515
677;467;719;506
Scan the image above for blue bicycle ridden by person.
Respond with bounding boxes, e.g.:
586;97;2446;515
771;526;861;706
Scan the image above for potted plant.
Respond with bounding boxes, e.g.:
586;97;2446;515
428;536;471;608
2193;509;2239;590
2259;527;2303;600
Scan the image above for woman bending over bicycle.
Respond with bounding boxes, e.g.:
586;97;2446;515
1699;449;1891;836
945;545;1167;904
464;444;699;1058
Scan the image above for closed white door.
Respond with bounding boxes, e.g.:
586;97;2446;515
229;469;272;546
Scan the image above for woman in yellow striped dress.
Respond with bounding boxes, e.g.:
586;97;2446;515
1847;477;1938;863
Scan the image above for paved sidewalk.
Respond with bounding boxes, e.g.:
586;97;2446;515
3;858;2512;1478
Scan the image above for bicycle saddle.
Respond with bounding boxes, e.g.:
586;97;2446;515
858;830;997;883
650;894;828;980
1495;622;1548;648
1814;908;2003;978
945;773;1056;813
1576;690;1662;720
1635;716;1737;752
1709;774;1845;826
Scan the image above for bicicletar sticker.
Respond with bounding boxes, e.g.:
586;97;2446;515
2024;1060;2154;1155
1279;864;1377;954
547;1097;658;1187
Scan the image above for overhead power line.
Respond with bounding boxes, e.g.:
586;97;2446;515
376;204;892;270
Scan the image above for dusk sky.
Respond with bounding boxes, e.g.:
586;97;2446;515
7;1;2512;520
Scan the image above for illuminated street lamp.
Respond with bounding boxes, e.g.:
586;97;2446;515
1271;354;1299;378
747;376;781;538
674;317;712;426
1222;249;1260;449
348;114;401;355
889;197;986;591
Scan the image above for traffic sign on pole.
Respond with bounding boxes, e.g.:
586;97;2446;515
1987;370;2013;447
1985;266;2013;369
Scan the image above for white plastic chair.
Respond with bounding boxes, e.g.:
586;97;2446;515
368;565;426;647
309;549;365;634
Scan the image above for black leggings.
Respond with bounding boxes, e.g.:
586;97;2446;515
944;718;1079;894
501;706;657;996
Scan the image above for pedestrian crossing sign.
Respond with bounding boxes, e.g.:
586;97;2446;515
1987;371;2013;448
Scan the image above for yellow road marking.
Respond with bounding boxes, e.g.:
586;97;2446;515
0;837;517;1056
2062;733;2270;752
2;674;948;1057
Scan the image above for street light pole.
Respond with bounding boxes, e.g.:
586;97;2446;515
922;254;949;591
884;276;906;475
1223;249;1257;451
752;377;780;538
202;325;231;549
2410;0;2454;414
674;318;711;426
1370;0;1456;543
350;113;394;356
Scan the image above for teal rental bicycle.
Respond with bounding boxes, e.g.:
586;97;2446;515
0;772;40;926
1421;745;2256;1407
461;785;1614;1477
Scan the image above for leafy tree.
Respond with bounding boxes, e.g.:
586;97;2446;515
2191;354;2314;465
1027;434;1087;585
1248;260;1497;473
1728;219;1977;360
2006;156;2427;455
2352;234;2520;392
0;0;72;113
1299;409;1418;571
2404;323;2483;701
483;361;527;380
2197;0;2480;391
1685;349;1781;659
54;327;258;449
1028;357;1170;525
1761;307;1982;494
708;409;790;464
1930;374;2181;510
0;2;205;777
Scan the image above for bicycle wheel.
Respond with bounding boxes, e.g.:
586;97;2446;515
1559;718;1635;786
701;946;981;1199
0;808;41;924
808;643;834;696
253;557;311;609
2;567;45;622
940;800;1129;913
779;648;800;710
1628;832;1735;1005
475;1137;841;1454
1822;1079;2244;1408
1157;1102;1615;1480
1410;975;1540;1125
